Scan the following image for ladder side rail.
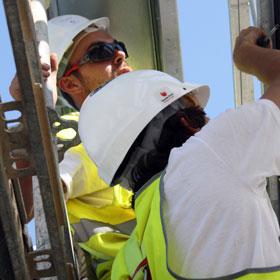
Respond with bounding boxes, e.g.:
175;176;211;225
0;106;29;279
29;0;78;275
3;0;76;278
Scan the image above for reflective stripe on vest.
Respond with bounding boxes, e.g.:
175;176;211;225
112;171;280;280
66;189;136;260
72;218;136;243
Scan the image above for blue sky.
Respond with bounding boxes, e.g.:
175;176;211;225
177;0;235;118
1;1;16;103
0;1;243;245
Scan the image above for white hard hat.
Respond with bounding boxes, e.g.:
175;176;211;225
79;70;210;186
48;14;109;77
48;15;109;110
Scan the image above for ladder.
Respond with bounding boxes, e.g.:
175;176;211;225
1;0;80;278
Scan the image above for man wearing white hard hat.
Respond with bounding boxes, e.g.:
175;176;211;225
48;15;131;111
10;14;135;279
79;26;280;279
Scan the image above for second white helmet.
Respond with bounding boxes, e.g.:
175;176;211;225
79;70;210;187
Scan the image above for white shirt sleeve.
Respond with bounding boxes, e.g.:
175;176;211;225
59;143;109;201
196;99;280;186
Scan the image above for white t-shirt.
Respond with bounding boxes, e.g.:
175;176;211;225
163;99;280;278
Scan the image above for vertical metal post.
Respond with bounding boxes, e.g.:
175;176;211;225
249;0;258;26
148;0;183;81
29;3;52;271
228;0;255;107
30;0;52;269
29;2;56;279
29;1;77;278
273;0;280;49
257;0;275;32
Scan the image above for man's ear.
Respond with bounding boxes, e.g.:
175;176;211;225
58;75;83;96
180;116;201;134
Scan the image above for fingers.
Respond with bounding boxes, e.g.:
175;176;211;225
41;53;58;82
50;53;58;106
42;62;50;81
42;62;50;71
233;26;280;85
9;73;22;101
10;54;58;104
50;53;58;72
235;26;266;48
237;26;273;49
233;26;268;73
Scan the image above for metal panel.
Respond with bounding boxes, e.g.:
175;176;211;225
49;0;183;80
274;0;280;49
151;0;183;80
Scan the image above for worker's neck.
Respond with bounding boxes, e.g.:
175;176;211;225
70;95;85;111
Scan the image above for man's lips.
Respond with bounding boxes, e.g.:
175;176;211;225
119;68;132;75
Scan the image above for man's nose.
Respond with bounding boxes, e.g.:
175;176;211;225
113;49;126;65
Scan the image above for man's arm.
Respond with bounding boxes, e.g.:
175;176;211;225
9;53;58;104
233;26;280;108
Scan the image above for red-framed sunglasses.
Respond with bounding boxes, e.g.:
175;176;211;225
64;41;129;77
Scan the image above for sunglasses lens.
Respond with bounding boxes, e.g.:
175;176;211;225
64;41;129;77
88;44;115;62
86;41;129;63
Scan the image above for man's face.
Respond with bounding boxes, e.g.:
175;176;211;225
68;30;132;96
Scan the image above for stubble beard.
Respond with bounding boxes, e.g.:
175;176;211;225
74;70;112;96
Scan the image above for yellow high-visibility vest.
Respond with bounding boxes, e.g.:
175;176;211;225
111;173;280;280
57;112;136;279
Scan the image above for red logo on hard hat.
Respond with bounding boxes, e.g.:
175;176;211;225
160;92;167;97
